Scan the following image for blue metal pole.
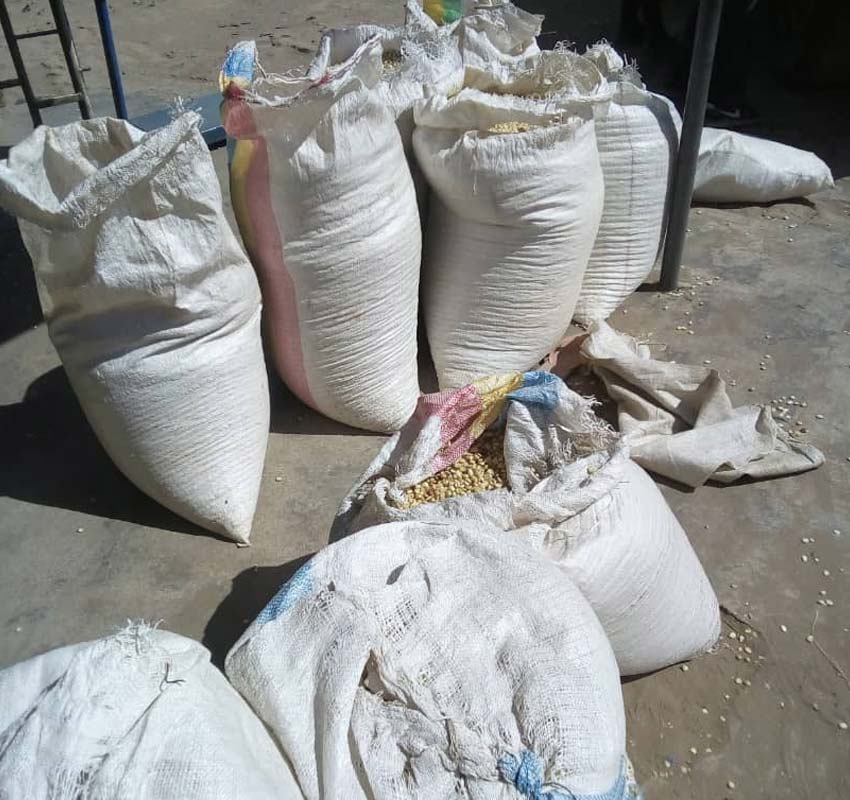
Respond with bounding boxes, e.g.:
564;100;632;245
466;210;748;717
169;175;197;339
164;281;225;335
94;0;128;119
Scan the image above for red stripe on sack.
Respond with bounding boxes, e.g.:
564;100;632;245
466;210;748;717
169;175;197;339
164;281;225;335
237;124;316;410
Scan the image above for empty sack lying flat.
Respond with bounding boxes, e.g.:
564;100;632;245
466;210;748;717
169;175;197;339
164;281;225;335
0;113;269;543
694;127;834;203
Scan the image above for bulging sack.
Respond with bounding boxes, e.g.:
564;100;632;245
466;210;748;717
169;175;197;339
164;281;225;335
222;39;421;432
0;113;269;543
473;44;681;324
413;89;604;388
227;521;638;799
573;43;680;324
335;372;721;676
694;127;834;203
0;625;303;799
307;2;464;153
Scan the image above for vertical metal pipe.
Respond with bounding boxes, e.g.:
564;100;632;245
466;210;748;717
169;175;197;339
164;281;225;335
94;0;128;119
0;0;42;126
659;0;724;291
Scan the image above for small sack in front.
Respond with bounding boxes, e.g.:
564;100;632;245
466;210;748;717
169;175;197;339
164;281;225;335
0;113;269;543
226;521;638;800
222;39;421;432
334;371;721;676
0;625;303;799
694;127;834;203
413;89;604;388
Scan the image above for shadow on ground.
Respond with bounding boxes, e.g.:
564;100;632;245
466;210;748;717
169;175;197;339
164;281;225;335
0;211;41;346
0;366;215;538
203;554;313;666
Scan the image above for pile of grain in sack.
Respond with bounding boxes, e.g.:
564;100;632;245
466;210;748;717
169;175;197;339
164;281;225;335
413;82;606;388
334;371;721;677
465;42;681;325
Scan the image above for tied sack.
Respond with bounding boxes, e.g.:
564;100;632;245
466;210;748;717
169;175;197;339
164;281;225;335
222;39;421;433
413;89;604;389
0;625;303;799
573;42;681;323
0;113;269;543
694;127;834;203
334;371;721;676
226;521;640;800
453;1;543;78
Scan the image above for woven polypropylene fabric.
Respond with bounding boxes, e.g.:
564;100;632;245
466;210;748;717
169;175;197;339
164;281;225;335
0;113;269;542
226;521;629;799
0;627;303;799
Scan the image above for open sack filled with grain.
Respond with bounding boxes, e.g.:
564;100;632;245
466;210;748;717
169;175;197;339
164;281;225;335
0;112;269;543
0;625;303;799
307;1;464;153
334;372;720;676
413;86;604;389
221;38;421;433
227;520;640;800
467;42;681;326
306;1;463;214
413;0;543;73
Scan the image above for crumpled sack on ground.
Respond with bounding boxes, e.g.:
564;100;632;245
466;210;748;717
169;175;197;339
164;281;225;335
0;625;303;799
334;372;720;676
227;520;639;799
694;127;834;204
579;320;825;486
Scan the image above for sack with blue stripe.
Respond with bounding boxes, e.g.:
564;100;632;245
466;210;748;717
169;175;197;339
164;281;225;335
226;520;641;799
334;371;720;676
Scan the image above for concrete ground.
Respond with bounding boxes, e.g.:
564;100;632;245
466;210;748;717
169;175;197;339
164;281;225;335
1;2;850;798
2;152;848;796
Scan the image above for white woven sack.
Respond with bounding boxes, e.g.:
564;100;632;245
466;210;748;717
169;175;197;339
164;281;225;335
413;89;604;388
0;625;303;799
694;127;834;203
566;43;681;324
227;521;639;799
0;113;269;543
335;375;720;676
454;1;543;81
222;40;421;432
307;2;464;152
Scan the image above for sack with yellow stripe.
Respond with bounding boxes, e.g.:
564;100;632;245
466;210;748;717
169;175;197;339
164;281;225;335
334;371;720;676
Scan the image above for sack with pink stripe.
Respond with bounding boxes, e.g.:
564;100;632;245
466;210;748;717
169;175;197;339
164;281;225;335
221;39;421;432
334;371;720;676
